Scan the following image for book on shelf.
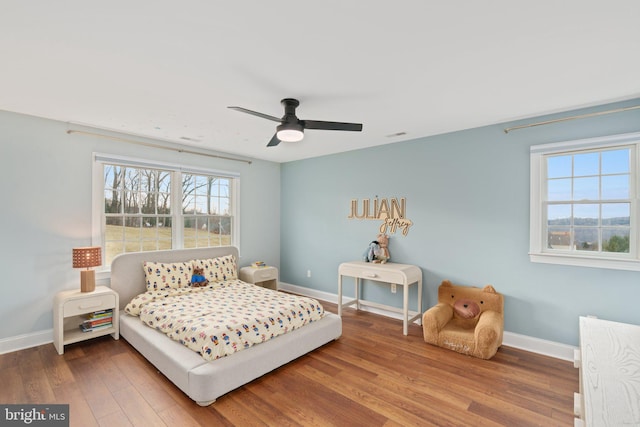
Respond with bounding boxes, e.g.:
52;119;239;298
83;316;113;327
86;309;113;320
79;322;113;332
79;308;114;332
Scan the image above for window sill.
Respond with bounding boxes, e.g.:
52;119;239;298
530;252;640;271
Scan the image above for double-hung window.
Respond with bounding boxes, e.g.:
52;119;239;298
93;154;239;267
530;132;640;271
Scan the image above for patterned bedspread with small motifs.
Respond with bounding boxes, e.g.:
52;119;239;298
124;279;325;361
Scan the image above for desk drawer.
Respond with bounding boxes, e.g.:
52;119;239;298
64;294;115;316
340;264;404;284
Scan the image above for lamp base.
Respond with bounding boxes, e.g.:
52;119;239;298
80;270;96;293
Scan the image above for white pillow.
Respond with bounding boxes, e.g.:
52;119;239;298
191;255;237;283
143;261;193;290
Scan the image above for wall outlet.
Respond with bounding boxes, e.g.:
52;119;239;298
307;270;311;278
391;283;397;293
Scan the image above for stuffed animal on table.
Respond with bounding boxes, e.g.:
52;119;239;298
190;266;209;287
363;240;380;262
373;234;390;264
362;234;391;263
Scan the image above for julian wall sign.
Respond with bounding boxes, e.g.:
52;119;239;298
348;197;413;236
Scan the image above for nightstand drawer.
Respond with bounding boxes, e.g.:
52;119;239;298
239;266;278;290
252;269;277;281
63;293;115;316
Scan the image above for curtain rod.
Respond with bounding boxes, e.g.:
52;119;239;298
66;129;252;164
503;105;640;134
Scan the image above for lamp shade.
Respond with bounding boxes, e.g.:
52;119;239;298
72;246;102;269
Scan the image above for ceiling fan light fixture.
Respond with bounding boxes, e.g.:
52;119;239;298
229;98;362;147
276;123;304;142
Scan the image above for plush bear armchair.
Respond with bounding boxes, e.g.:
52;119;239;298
422;280;504;359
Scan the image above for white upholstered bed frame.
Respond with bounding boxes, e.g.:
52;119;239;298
110;246;342;406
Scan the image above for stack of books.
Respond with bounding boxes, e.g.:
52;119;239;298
79;309;113;332
252;261;266;268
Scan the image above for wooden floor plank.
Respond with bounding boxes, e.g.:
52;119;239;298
66;356;122;420
97;410;133;427
223;389;303;427
52;381;100;427
18;347;56;403
157;403;202;427
111;385;167;427
2;300;579;426
111;352;178;412
0;365;27;404
38;343;75;389
296;361;445;427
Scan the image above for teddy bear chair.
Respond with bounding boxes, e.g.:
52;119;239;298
422;280;504;359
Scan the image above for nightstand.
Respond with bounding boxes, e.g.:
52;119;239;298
239;266;278;290
53;285;119;354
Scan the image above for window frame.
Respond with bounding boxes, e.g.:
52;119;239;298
92;153;240;272
530;131;640;271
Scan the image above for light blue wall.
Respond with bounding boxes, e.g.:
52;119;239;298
0;110;280;340
281;98;640;346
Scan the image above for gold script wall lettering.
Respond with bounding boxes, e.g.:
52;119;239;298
348;197;413;236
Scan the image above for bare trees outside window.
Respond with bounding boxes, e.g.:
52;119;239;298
101;161;235;266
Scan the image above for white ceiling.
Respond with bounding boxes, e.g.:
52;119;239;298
2;1;639;163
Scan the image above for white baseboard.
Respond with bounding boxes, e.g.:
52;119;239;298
280;282;342;305
279;282;577;362
501;331;576;361
0;329;53;355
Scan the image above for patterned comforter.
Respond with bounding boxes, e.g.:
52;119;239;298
125;279;325;361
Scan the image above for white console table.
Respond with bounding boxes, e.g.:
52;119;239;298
338;261;422;335
574;316;640;426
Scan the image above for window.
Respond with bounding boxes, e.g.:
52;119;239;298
182;174;232;248
530;132;640;271
93;154;239;266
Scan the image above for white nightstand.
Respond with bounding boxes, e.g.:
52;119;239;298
53;285;119;354
239;266;278;290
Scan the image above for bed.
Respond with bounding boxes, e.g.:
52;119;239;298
110;246;342;406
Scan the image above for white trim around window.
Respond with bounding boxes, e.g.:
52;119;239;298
530;131;640;271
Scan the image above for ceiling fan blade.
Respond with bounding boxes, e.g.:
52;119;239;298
267;133;281;147
303;120;363;132
228;106;282;122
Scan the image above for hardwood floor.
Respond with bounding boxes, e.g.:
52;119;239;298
0;302;578;426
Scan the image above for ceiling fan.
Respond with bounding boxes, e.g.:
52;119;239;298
228;98;363;147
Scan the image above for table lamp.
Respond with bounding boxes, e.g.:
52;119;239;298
72;246;102;292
